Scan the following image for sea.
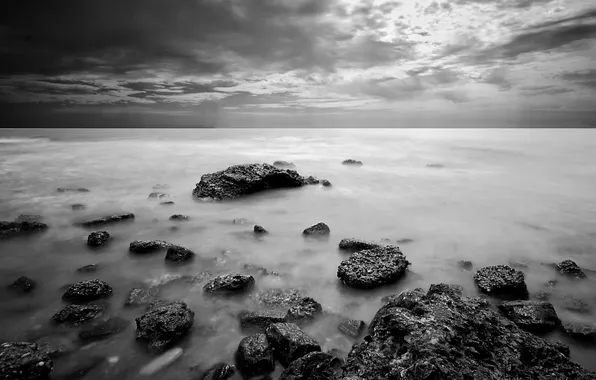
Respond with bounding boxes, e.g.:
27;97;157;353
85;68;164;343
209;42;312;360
1;128;595;378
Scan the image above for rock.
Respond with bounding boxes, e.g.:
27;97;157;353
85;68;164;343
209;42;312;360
13;215;42;223
337;319;366;338
238;310;287;331
165;246;195;263
198;363;235;380
169;214;189;221
57;187;90;192
426;163;445;168
87;231;110;247
0;221;48;240
78;317;130;342
8;276;36;293
397;238;414;244
242;264;279;277
233;218;250;225
251;288;304;309
279;351;342;380
304;176;320;185
509;261;529;269
343;284;596;380
337;246;409;289
71;204;86;210
148;192;169;199
286;297;323;324
192;163;307;200
321;179;332;187
427;283;463;297
473;265;529;299
75;213;135;228
61;279;113;304
338;238;383;252
342;159;363;166
555;260;587;279
235;334;275;378
77;264;99;273
253;225;268;234
457;260;473;270
0;342;53;380
265;323;321;367
135;302;194;353
498;301;561;332
160;201;175;205
129;240;172;254
561;296;592;313
302;222;330;236
562;322;596;342
124;288;160;307
273;161;295;167
203;274;255;296
33;336;71;359
139;347;183;376
52;304;104;327
532;291;551;301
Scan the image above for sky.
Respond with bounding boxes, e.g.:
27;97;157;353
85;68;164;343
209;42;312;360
0;0;595;128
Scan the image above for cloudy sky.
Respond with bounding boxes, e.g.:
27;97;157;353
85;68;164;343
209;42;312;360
0;0;595;128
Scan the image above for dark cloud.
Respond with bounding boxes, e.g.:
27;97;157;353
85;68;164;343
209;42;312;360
519;85;573;96
480;67;512;90
560;69;596;89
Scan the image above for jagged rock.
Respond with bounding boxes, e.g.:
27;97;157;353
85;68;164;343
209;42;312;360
473;265;529;299
0;342;53;380
235;334;275;378
561;296;592;313
303;222;330;236
71;204;86;210
203;274;255;296
457;260;473;270
87;231;110;247
169;214;189;221
253;225;268;234
160;201;175;206
251;288;304;309
75;213;135;228
342;159;363;166
321;179;332;187
273;161;295;168
279;351;342;380
338;238;383;252
148;192;169;199
57;187;89;192
427;283;463;297
198;363;235;380
265;323;321;367
192;163;307;200
129;240;172;254
78;317;130;342
304;176;320;185
61;279;112;304
562;322;596;342
52;304;104;327
238;310;287;331
337;246;409;289
13;215;42;223
0;220;48;240
77;264;99;273
337;319;366;338
498;301;561;332
286;297;323;324
135;302;194;353
555;260;587;279
124;288;160;307
165;246;195;263
8;276;36;293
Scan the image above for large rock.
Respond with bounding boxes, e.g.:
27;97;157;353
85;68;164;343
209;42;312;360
0;221;48;240
562;322;596;342
192;163;308;200
52;304;105;327
135;302;194;353
265;323;321;367
286;297;322;324
78;317;130;342
8;276;36;293
343;284;596;380
279;352;342;380
251;288;304;309
238;310;287;331
498;300;561;332
203;274;255;296
338;238;383;252
473;265;529;299
0;342;53;380
61;279;113;304
337;246;409;289
303;222;330;236
87;231;110;247
235;334;275;378
75;213;135;228
555;260;587;279
198;363;235;380
129;240;172;254
164;246;195;263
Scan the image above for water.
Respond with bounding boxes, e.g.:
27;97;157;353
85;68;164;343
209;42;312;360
1;128;595;378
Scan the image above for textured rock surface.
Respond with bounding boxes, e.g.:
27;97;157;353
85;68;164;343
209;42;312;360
87;231;110;247
135;302;194;353
253;225;268;234
0;221;48;240
198;363;235;380
235;334;275;378
61;279;112;303
77;264;99;273
302;222;331;236
169;214;189;221
337;246;409;289
321;179;332;187
148;192;169;199
279;351;342;380
251;288;304;309
238;310;287;331
203;274;255;295
78;317;130;342
474;265;529;299
337;319;366;338
75;213;135;228
342;159;363;166
273;161;295;167
498;300;561;332
71;203;86;210
286;297;323;324
164;246;195;263
562;322;596;342
556;260;587;279
8;276;36;293
0;342;53;380
338;238;384;252
52;304;105;327
129;240;172;254
458;260;473;270
265;323;321;367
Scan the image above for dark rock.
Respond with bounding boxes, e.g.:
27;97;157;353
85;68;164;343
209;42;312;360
52;303;104;327
342;159;363;166
396;238;414;244
203;274;255;296
337;319;366;338
251;288;304;309
233;218;250;225
192;163;307;200
344;284;596;380
198;363;236;380
33;336;71;359
253;225;268;234
0;221;48;240
124;287;160;307
57;188;89;192
426;163;445;168
337;246;409;289
321;179;332;187
61;279;113;304
265;323;321;367
75;213;135;228
561;296;592;313
86;231;110;247
498;300;561;332
135;302;194;353
273;161;295;168
556;260;587;279
562;322;596;342
427;283;463;297
532;291;551;301
129;240;172;254
160;201;175;205
238;310;287;331
304;176;320;185
8;276;36;293
457;260;473;270
473;265;529;299
165;246;195;263
286;297;323;324
13;215;42;223
148;192;169;199
71;204;86;211
302;222;330;236
338;238;383;252
235;333;275;378
78;317;130;342
77;264;99;273
169;214;189;221
279;351;342;380
0;342;53;380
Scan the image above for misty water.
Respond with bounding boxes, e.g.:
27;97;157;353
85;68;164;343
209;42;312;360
1;128;596;379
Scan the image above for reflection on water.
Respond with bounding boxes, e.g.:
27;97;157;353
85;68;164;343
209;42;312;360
1;128;596;378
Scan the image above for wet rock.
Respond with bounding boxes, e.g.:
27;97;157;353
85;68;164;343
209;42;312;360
129;240;172;254
556;260;587;279
160;201;175;205
473;265;529;299
342;159;363;166
321;179;332;187
251;288;304;309
71;204;86;211
77;264;99;273
279;351;342;380
192;163;307;200
0;342;53;380
337;319;366;338
304;176;320;185
238;310;287;331
338;238;383;252
61;279;113;304
302;222;330;236
8;276;36;293
165;246;195;263
139;347;183;376
148;192;169;199
253;225;268;234
203;274;255;296
344;283;596;380
235;333;275;378
498;300;561;332
426;163;445;168
286;297;323;325
561;296;592;313
242;264;279;277
79;317;130;342
562;322;596;342
427;283;463;297
13;215;42;223
52;303;104;327
169;214;189;221
0;220;48;240
33;336;71;359
198;363;235;380
57;187;90;192
87;231;110;247
124;287;160;307
532;291;551;301
457;260;473;270
273;161;295;168
265;323;321;367
337;246;409;289
75;213;135;228
233;218;250;225
135;302;194;353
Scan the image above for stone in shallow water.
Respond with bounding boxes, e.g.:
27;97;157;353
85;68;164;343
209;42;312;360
135;302;194;353
148;192;169;199
342;159;363;166
197;363;235;380
555;260;587;279
238;310;287;331
124;288;160;307
52;304;105;327
473;265;529;299
57;187;90;192
0;220;48;240
129;240;172;254
338;238;384;252
560;296;592;314
61;279;113;304
203;274;255;296
562;322;596;342
71;204;86;210
265;323;321;367
253;225;268;234
279;351;342;380
169;214;189;221
498;300;561;332
0;342;53;380
337;319;366;338
235;333;275;378
457;260;473;270
8;276;36;293
233;218;250;225
273;160;295;167
164;246;195;263
75;213;135;228
337;246;409;289
78;317;130;342
87;231;110;247
251;288;304;309
302;222;330;236
286;297;323;325
321;179;332;187
77;264;99;273
13;214;42;223
160;201;175;205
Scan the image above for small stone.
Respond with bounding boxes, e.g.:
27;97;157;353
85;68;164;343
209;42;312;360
160;201;175;205
498;300;561;332
303;222;330;236
473;265;528;300
77;264;99;273
279;351;342;380
198;363;235;380
233;218;250;225
129;240;172;254
71;204;86;210
148;192;169;199
78;317;130;342
457;260;473;270
75;213;135;228
273;161;295;167
321;179;332;187
251;288;304;309
286;297;323;325
342;159;363;166
8;276;36;293
560;296;592;314
57;187;90;192
61;279;113;304
165;246;195;263
124;288;160;307
304;176;320;185
337;246;409;289
238;310;287;331
338;319;366;338
169;214;189;221
87;231;110;247
253;225;268;234
562;322;596;342
135;302;194;353
338;238;384;252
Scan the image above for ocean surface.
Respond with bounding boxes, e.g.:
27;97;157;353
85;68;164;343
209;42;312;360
1;128;596;378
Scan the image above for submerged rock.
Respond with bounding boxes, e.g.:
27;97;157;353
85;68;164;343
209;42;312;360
342;159;363;166
87;231;110;247
555;260;587;279
273;161;295;168
203;274;255;296
321;179;332;187
148;192;169;199
338;238;384;252
165;246;195;263
61;279;113;304
279;351;342;380
52;304;104;327
561;295;592;313
192;163;307;200
265;323;321;367
75;213;135;228
129;240;172;254
337;246;409;289
124;288;160;307
251;288;304;309
77;264;99;273
304;176;320;185
457;260;473;270
235;333;275;378
139;347;183;376
253;225;268;234
233;218;250;225
242;263;279;277
473;265;529;299
57;187;90;192
34;336;71;359
135;302;195;353
78;317;130;342
169;214;189;221
337;319;366;338
0;220;48;240
498;300;561;332
302;222;330;236
238;310;287;331
198;363;235;380
160;201;175;206
8;276;36;293
71;203;86;211
286;297;323;325
562;322;596;342
0;342;53;380
13;215;42;223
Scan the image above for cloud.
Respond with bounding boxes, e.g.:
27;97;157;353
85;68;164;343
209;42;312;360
480;67;513;90
454;0;556;9
560;69;596;89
